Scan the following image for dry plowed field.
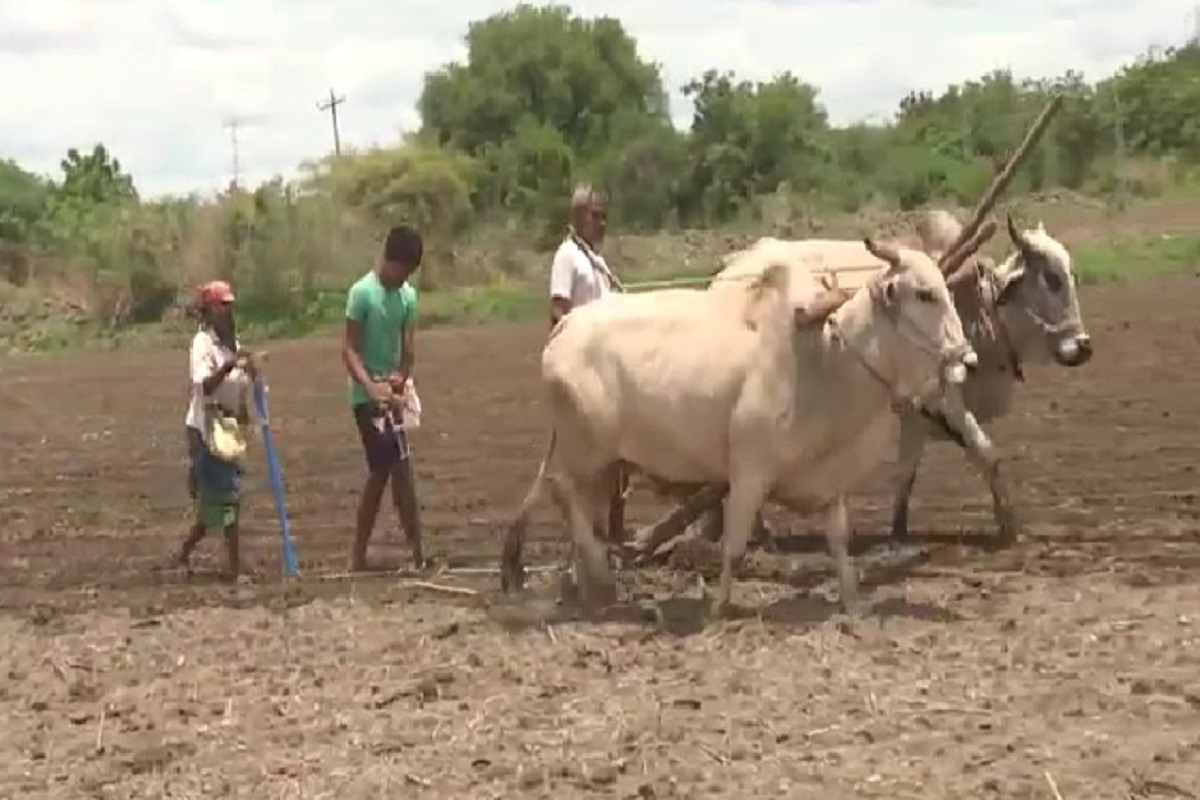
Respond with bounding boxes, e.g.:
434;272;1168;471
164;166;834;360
1;275;1198;799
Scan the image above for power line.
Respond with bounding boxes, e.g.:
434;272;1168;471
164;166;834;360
316;88;346;157
222;116;242;187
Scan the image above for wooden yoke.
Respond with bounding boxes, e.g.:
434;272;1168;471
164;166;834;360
793;220;997;330
944;95;1063;287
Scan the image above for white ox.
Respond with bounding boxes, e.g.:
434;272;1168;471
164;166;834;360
699;211;1092;546
888;210;1093;542
501;240;976;616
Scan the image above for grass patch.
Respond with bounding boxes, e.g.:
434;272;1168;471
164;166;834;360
419;283;544;327
241;282;548;337
1073;230;1200;285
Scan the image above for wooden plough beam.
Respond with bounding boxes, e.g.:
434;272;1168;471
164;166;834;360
623;95;1065;566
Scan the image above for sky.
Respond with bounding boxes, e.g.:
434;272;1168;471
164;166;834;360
2;0;1196;198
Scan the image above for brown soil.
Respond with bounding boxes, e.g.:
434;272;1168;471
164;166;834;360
1;272;1199;798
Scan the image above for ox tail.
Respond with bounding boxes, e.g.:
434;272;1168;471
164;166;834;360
500;428;560;592
519;428;559;518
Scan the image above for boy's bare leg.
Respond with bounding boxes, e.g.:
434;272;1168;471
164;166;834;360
223;520;242;580
175;517;205;572
350;471;389;571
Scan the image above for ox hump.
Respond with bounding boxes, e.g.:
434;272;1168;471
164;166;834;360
741;260;790;330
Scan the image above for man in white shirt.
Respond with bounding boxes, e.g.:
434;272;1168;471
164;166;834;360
547;185;628;544
549;184;619;325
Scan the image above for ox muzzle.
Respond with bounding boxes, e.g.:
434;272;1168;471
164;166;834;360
941;345;978;386
1053;332;1093;367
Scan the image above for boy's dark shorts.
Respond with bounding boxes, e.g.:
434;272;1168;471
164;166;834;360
353;403;409;475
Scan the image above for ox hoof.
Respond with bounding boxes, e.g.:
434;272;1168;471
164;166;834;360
556;569;581;607
995;512;1021;548
576;546;617;609
995;529;1020;549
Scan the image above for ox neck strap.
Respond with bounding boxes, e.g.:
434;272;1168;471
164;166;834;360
825;289;956;414
980;270;1026;382
824;314;911;414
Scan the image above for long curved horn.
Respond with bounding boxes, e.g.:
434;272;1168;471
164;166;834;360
1006;211;1033;252
863;238;901;267
945;218;998;287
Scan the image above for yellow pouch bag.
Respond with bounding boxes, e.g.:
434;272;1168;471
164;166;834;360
207;413;248;463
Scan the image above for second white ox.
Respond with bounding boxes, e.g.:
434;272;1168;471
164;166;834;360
890;210;1093;542
501;239;976;616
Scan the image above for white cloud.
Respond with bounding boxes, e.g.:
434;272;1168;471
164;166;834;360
1;0;1193;197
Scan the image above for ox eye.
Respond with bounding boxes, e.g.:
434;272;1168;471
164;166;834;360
1043;270;1063;292
915;288;937;303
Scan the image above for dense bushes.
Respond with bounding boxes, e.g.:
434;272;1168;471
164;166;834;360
3;4;1200;336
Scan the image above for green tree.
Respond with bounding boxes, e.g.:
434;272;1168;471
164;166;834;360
681;70;831;223
56;144;138;205
1105;43;1200;158
418;4;672;219
0;159;49;243
590;112;688;230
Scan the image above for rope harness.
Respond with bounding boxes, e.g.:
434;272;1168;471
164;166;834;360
825;281;973;413
975;255;1085;382
568;230;625;293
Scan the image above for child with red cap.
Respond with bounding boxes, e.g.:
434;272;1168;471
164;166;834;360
173;280;256;580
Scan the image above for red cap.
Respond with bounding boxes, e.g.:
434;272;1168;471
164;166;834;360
198;280;235;306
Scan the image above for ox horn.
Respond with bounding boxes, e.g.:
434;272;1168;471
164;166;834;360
1006;211;1033;252
863;238;901;267
944;218;998;288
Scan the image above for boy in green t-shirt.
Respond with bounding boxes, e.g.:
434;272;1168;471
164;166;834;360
341;225;425;572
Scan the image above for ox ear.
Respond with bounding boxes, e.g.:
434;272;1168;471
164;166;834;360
742;261;790;330
863;237;900;269
795;286;854;329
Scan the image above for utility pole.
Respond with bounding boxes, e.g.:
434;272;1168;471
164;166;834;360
223;116;242;187
317;88;346;157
